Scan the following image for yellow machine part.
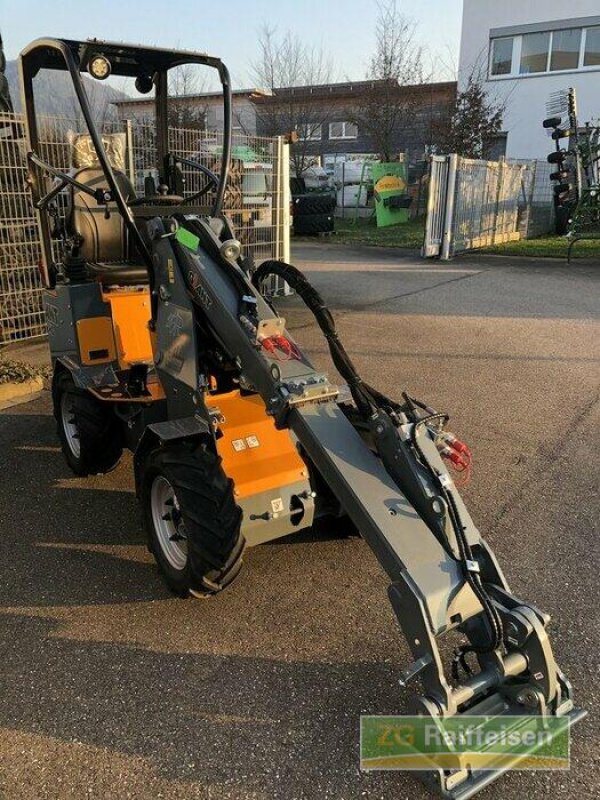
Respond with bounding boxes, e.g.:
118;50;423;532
102;288;153;368
94;291;303;502
76;317;117;365
206;390;307;500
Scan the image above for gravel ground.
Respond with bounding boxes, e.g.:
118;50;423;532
0;245;598;799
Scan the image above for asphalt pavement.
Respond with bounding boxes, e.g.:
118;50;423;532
0;244;598;799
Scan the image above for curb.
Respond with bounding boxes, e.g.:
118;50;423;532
0;377;46;411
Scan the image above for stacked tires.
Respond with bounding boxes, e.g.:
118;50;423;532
292;192;336;236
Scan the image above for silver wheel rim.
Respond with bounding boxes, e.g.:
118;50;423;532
151;475;188;571
60;393;81;459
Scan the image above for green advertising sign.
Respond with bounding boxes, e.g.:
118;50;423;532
371;160;410;228
360;715;572;772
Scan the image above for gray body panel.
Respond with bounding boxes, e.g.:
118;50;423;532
44;283;112;364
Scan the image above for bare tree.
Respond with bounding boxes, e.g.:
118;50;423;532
249;25;334;177
167;64;208;130
351;1;426;161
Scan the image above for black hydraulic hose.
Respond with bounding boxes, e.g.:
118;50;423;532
253;260;377;417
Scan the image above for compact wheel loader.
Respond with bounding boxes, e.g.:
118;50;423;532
20;38;583;798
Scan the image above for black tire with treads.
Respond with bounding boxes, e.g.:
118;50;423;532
293;193;336;215
141;441;245;597
293;213;335;235
52;369;123;476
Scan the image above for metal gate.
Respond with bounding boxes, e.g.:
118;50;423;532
423;155;449;257
0;112;290;343
423;154;554;260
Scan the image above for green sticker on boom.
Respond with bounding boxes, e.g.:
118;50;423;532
176;227;200;252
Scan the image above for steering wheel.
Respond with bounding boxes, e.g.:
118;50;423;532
128;195;184;207
172;156;220;205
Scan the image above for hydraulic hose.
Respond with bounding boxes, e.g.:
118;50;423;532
253;260;377;418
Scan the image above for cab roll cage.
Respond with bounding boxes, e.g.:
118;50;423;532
18;37;233;288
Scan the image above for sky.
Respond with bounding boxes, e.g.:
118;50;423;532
1;0;463;88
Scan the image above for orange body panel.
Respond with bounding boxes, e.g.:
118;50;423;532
102;288;153;368
206;390;306;499
98;292;302;501
76;317;116;365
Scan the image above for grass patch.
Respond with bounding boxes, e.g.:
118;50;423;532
296;215;425;249
0;357;50;385
481;235;600;259
295;213;600;259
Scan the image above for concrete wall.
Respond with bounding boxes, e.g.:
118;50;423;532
459;0;600;158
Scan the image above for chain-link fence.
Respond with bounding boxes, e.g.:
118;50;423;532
423;155;555;260
0;112;289;343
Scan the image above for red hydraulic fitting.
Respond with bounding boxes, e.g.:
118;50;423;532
274;334;300;359
439;446;469;470
260;336;276;353
441;431;471;456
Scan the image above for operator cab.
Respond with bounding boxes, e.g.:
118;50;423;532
20;37;234;383
20;37;232;292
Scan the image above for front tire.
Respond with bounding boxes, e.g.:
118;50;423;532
52;369;123;476
141;441;245;597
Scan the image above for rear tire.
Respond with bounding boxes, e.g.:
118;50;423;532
141;441;245;597
52;369;123;476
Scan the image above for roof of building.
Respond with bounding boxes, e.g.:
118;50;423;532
113;79;456;107
257;79;457;101
113;88;271;106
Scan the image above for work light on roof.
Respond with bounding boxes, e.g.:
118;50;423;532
88;54;111;80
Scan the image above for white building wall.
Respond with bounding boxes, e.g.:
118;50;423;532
459;0;600;158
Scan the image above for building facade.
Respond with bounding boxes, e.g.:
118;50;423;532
252;80;456;167
459;0;600;158
113;79;456;168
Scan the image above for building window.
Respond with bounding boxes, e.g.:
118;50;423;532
550;28;582;71
329;121;358;140
296;123;322;141
520;31;550;74
490;22;600;78
584;26;600;66
490;37;514;75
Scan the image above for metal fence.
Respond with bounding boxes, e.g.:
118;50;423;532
0;112;290;343
423;154;554;260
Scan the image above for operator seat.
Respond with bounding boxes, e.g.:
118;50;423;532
67;167;148;286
